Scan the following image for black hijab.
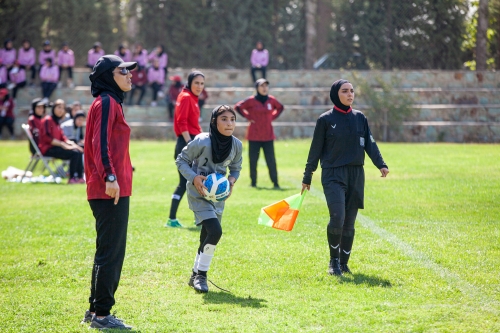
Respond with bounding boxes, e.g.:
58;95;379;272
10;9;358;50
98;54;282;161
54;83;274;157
91;68;125;103
330;79;352;112
51;102;64;123
209;105;235;164
185;71;205;91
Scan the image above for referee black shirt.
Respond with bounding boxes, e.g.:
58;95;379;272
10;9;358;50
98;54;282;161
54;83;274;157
302;107;388;185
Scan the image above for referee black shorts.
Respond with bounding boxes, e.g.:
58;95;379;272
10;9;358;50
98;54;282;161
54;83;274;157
321;165;365;210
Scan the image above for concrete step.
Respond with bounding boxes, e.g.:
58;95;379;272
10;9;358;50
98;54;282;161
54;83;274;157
65;68;500;89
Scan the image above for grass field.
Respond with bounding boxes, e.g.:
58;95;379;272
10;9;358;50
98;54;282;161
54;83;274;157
0;140;499;333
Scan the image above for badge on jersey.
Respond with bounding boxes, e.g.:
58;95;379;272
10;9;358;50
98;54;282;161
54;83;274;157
223;159;231;167
267;103;272;110
360;137;365;147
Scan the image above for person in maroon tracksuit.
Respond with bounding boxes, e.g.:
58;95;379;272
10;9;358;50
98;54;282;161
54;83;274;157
27;98;47;154
234;78;284;188
82;55;136;330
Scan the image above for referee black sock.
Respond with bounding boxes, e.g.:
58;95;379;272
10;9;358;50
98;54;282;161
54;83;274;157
340;229;355;264
327;228;342;259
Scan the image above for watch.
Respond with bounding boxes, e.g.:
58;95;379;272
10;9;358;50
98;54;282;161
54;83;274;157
106;174;116;182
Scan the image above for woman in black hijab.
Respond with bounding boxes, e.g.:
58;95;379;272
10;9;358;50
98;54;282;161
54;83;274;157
301;79;389;276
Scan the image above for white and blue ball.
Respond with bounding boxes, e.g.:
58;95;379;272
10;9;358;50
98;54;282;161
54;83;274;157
203;173;230;202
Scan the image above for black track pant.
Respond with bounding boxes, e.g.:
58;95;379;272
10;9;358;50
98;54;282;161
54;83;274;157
198;218;223;253
169;134;196;219
248;140;278;186
0;117;14;136
251;66;267;83
44;146;83;178
88;197;130;316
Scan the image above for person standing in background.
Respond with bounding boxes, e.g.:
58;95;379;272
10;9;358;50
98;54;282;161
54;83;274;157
57;42;75;88
128;66;147;105
167;75;183;121
234;78;284;189
250;41;269;83
82;55;136;330
167;71;205;228
17;40;36;85
114;44;131;62
87;42;105;68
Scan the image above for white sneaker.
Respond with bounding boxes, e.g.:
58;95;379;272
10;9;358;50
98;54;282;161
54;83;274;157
150;101;157;107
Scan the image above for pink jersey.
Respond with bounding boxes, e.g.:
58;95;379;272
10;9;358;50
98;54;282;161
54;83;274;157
57;49;75;67
17;47;36;67
114;49;131;62
133;49;148;67
40;64;59;83
0;48;17;67
147;67;165;84
9;67;26;84
148;51;168;69
250;49;269;67
87;49;105;67
39;50;57;65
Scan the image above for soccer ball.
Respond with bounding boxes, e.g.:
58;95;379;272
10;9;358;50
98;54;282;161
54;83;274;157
203;173;230;202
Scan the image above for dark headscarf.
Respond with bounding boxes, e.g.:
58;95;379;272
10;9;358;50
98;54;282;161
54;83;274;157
185;71;205;91
90;68;125;103
209;105;235;164
51;101;64;123
30;98;46;118
254;78;269;104
330;79;352;112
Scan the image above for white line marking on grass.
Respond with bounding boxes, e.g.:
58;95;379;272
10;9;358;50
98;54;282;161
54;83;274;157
283;179;499;314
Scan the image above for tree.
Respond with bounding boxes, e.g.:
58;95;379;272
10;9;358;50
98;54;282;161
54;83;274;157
476;0;489;70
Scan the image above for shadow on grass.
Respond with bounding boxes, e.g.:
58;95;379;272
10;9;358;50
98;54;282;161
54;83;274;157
338;273;392;288
202;291;267;308
254;186;289;191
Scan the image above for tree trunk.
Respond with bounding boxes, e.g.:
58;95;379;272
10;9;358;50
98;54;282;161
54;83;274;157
126;0;138;40
476;0;489;70
384;0;393;70
304;0;317;69
383;109;388;142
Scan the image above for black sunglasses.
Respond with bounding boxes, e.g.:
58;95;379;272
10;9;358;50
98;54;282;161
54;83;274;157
115;68;130;75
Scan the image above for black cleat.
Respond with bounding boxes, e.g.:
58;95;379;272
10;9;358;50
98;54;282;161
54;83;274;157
340;263;352;274
188;272;196;288
193;274;209;293
328;258;343;276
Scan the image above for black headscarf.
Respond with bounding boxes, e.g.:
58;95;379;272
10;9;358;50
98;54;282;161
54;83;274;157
91;68;125;103
209;105;235;164
51;102;64;123
330;79;352;112
185;71;205;91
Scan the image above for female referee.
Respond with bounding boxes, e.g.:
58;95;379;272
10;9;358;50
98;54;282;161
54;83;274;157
301;79;389;276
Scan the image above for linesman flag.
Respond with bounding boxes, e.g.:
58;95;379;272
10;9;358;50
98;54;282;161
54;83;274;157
258;191;307;231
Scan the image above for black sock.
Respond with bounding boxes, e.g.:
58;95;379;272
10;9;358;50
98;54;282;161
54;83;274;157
327;230;342;259
198;270;207;277
169;198;181;220
340;230;355;264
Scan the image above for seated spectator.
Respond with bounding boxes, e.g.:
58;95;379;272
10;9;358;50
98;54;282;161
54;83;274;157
0;39;17;70
167;75;183;121
132;42;148;69
148;44;168;74
39;99;85;184
39;40;56;69
114;44;131;62
128;66;147;105
147;59;165;106
8;61;27;99
198;88;208;110
57;42;75;88
28;98;47;154
61;110;85;147
17;40;36;84
63;100;82;121
0;88;15;139
250;41;269;83
87;42;104;68
0;58;7;88
40;58;59;101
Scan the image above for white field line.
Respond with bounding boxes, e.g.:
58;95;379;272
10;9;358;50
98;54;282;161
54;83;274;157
277;171;499;314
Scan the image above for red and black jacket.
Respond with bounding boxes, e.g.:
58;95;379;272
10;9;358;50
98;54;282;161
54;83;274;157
39;115;68;154
84;92;133;200
234;95;284;141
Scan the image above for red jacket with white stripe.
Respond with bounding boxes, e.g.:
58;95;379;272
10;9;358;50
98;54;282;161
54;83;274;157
234;95;284;141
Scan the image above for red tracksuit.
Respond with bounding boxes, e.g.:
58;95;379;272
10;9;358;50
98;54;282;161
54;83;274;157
234;95;284;141
84;93;133;199
173;88;202;137
39;115;68;154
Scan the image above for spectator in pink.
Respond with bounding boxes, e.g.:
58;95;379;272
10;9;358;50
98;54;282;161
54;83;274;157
8;61;26;99
147;58;165;106
17;40;36;84
132;43;148;69
40;58;59;101
57;42;75;88
148;44;168;74
114;44;131;62
0;39;17;71
0;59;7;88
128;66;147;105
39;40;56;68
0;88;15;139
167;75;183;121
250;41;269;83
87;42;105;68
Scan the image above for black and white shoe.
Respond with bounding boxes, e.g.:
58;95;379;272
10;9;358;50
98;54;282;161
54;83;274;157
193;274;209;293
340;263;352;274
188;272;196;288
90;315;132;330
328;258;343;276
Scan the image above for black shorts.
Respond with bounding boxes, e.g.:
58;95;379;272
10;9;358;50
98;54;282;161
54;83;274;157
321;165;365;210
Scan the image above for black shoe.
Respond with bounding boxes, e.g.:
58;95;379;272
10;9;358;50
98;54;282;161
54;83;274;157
193;274;209;293
251;183;256;188
340;263;352;274
90;314;132;330
328;258;343;276
188;272;196;288
273;183;281;189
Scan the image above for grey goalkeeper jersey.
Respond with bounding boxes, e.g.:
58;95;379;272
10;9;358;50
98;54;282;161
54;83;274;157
176;133;243;215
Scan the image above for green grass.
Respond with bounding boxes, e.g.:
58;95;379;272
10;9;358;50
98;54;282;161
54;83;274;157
0;140;499;332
